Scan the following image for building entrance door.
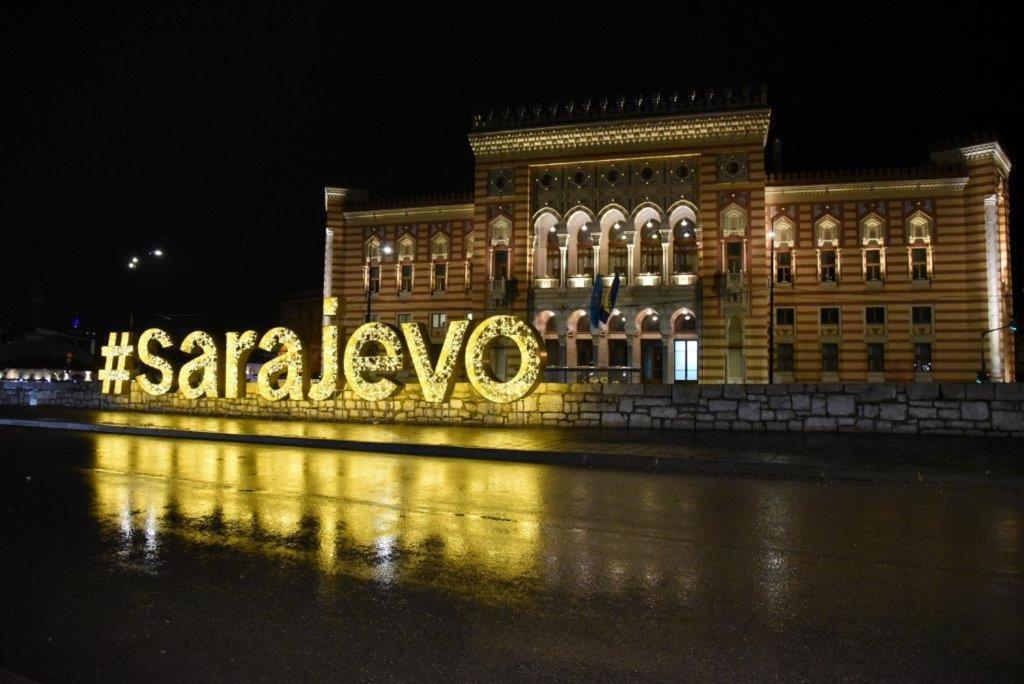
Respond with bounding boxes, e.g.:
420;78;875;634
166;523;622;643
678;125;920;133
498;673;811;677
641;339;663;383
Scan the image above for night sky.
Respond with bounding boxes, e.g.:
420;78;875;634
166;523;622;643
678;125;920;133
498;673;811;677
3;4;1020;337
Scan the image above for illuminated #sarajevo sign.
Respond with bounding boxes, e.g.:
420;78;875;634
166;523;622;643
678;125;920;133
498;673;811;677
99;298;545;404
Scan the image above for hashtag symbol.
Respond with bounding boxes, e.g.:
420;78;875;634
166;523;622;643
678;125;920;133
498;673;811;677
99;332;135;395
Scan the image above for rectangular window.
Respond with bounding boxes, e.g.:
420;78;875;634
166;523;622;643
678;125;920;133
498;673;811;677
911;247;929;280
610;249;628;279
821;343;839;373
400;264;413;292
430;312;447;330
578;250;594;275
914;342;933;372
776;342;794;373
673;339;699;382
820;307;840;326
726;242;743;273
820;249;837;282
546;252;561;280
433;263;447;292
776;307;795;326
396;313;412;326
865;249;882;281
867;343;885;372
368;266;381;293
776;251;792;283
912;306;932;325
866;307;886;325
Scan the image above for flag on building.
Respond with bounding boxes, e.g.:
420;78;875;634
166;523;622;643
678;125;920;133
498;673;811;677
589;273;621;330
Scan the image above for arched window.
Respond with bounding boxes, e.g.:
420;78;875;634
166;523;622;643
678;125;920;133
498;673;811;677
608;221;628;281
546;229;561;281
674;311;697;334
430;233;449;260
772;216;795;248
673;219;698;273
860;215;885;245
368;239;385;264
545;315;558;335
639;221;662;275
815;216;840;246
490;215;512;246
397;234;416;260
576;223;594;274
608;312;625;334
906;211;932;244
640;312;660;333
721;204;747;238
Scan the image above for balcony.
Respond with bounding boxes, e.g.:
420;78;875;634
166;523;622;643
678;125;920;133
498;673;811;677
566;274;592;289
635;273;662;287
490;278;508;309
865;324;887;338
718;271;748;314
533;276;559;289
670;272;698;286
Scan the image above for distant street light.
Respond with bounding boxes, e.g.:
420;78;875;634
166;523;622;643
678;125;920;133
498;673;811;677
126;248;168;331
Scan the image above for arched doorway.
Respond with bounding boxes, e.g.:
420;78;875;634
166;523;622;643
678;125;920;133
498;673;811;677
671;309;698;382
637;309;664;383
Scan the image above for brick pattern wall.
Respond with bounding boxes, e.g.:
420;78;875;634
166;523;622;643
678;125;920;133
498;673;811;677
4;382;1023;437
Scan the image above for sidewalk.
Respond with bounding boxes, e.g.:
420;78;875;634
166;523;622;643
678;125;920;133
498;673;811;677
1;406;1022;486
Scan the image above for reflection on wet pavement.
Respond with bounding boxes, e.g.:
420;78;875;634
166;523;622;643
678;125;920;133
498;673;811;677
1;427;1022;679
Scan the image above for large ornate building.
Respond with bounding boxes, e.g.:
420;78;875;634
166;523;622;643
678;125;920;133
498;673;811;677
323;88;1015;384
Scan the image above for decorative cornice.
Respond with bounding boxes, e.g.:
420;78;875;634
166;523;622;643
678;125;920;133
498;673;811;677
468;109;772;162
343;203;474;223
324;187;368;211
765;176;969;203
931;142;1011;178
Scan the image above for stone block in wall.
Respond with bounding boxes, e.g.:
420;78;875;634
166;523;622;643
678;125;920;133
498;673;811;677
723;385;747;399
672;384;701;404
805;417;837;431
992;410;1024;431
601;412;628;428
737;402;761;421
768;396;791;410
603;384;644;396
791;394;811;412
940;384;967;400
700;385;724;399
650;406;677;419
827;394;855;416
811;397;827;416
707;399;738;412
909;406;937;419
629;414;652;428
537;394;563;413
960;402;990;421
854;384;897;403
879;403;908;421
618;398;634;413
965;384;994;400
906;384;940;401
994;384;1024;401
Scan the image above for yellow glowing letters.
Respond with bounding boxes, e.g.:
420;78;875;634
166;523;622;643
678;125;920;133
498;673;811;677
401;320;469;403
308;297;341;401
465;315;545;403
224;330;258;399
343;322;406;401
178;331;220;399
257;327;307;401
135;328;176;396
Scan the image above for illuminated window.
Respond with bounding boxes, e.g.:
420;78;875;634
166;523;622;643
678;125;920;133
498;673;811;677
546;230;561;280
433;263;447;292
815;216;840;246
860;215;885;245
640;226;662;274
776;251;792;283
465;232;475;258
911;247;929;280
721;204;747;237
365;238;382;261
577;225;594;274
430;312;447;330
820;249;837;282
673;339;699;381
726;242;743;273
396;313;412;325
865;249;883;281
398;235;416;260
490;215;512;246
673;220;697;273
430;233;449;260
773;216;795;247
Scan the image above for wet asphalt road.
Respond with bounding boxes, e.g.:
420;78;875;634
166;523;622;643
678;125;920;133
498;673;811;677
0;427;1021;681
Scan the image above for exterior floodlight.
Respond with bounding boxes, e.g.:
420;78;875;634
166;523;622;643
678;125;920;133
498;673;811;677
152;249;163;257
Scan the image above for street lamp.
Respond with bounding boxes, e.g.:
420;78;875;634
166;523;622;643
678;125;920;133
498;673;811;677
978;321;1018;382
126;248;167;332
767;230;776;384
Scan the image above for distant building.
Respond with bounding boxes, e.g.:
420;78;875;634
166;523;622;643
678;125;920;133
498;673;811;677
324;88;1014;383
1;327;96;381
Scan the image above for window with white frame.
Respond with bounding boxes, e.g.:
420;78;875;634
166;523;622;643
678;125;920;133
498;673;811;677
430;312;447;330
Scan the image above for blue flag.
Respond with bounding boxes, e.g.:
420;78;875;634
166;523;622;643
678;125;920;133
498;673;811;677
588;276;604;332
588;273;621;330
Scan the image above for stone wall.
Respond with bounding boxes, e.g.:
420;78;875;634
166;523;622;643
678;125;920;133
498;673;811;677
3;381;1024;437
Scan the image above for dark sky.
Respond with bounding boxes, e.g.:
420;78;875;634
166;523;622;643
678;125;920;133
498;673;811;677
2;3;1020;336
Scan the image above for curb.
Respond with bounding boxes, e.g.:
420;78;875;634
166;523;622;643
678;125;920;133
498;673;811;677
2;417;1022;488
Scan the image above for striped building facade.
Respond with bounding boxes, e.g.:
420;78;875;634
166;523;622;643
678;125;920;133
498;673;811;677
324;91;1015;384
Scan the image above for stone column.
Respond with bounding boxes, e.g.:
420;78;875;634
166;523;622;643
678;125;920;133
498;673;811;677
559;246;568;288
592;245;601;280
664;334;674;384
557;334;567;367
626;243;635;284
660;228;672;281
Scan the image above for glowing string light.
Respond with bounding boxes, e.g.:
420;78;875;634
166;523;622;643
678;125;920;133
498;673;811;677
135;328;176;396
